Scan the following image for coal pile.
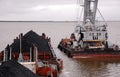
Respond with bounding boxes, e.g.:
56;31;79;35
9;30;51;52
23;30;51;52
0;60;40;77
0;30;54;61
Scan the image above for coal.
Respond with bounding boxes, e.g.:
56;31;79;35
9;30;51;52
0;30;55;61
23;30;51;52
0;60;40;77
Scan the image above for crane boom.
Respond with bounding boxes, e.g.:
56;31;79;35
83;0;98;25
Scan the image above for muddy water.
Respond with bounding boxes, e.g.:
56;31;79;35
55;47;120;77
0;21;120;77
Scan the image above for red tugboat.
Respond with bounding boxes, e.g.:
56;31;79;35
58;0;120;59
0;30;63;77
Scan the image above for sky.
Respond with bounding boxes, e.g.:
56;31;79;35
0;0;120;21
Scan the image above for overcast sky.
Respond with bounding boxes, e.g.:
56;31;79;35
0;0;120;21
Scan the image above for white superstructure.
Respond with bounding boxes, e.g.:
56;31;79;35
75;0;108;49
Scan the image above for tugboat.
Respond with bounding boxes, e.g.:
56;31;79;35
0;30;63;77
58;0;120;58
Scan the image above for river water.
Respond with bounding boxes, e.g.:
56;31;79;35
0;21;120;77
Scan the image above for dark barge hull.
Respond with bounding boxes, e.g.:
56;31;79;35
58;44;120;59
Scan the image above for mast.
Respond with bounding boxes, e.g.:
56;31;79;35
18;33;23;62
30;47;32;62
83;0;98;25
9;47;12;60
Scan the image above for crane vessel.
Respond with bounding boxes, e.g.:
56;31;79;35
58;0;120;59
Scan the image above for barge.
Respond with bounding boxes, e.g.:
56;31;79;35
58;0;120;59
0;30;63;77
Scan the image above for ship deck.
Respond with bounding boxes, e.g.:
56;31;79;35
58;44;120;59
